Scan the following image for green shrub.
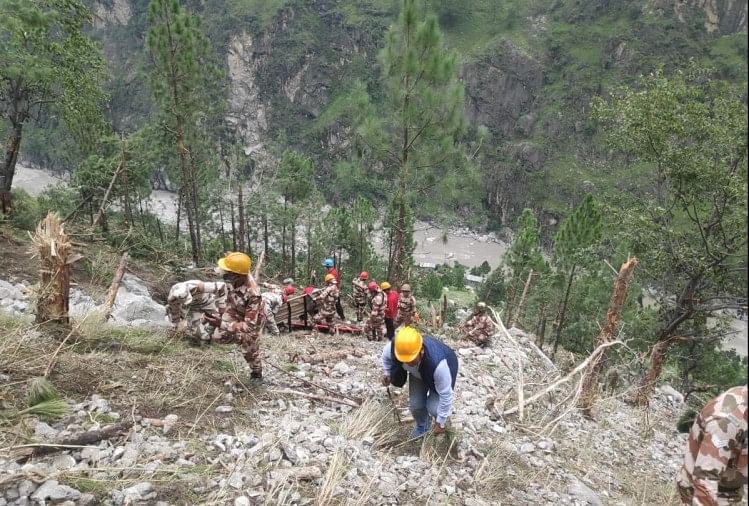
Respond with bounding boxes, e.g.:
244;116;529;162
8;189;41;231
420;272;445;301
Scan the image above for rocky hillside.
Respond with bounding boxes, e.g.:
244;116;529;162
0;313;690;505
0;226;697;506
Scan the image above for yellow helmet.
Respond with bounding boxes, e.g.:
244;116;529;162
324;273;335;283
394;326;423;363
217;252;251;275
380;281;391;291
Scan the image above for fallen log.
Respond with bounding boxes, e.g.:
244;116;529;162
292;349;366;365
270;389;361;408
13;421;133;461
102;252;129;320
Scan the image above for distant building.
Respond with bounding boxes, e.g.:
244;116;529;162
463;273;486;287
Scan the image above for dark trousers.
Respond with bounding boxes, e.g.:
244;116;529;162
336;297;345;320
385;318;395;340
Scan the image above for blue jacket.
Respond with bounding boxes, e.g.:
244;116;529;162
382;335;458;391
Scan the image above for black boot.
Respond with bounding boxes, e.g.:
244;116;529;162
249;371;263;386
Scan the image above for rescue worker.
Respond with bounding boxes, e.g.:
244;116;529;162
676;385;748;505
382;281;399;340
352;271;370;322
365;281;386;341
204;252;267;385
395;283;416;328
261;278;296;296
314;273;340;326
261;291;283;335
166;280;227;345
323;258;345;320
461;302;495;347
381;327;459;437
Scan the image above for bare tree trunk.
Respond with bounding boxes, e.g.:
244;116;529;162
393;194;407;287
536;308;547;350
237;184;245;251
91;161;124;232
282;197;288;271
102;252;129;320
229;201;237;251
33;213;72;324
291;215;297;280
511;269;533;328
636;339;670;407
263;210;269;259
175;188;182;243
580;257;638;416
552;263;577;358
155;216;164;247
0;122;23;214
218;197;227;251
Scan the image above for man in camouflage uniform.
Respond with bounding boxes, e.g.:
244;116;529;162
365;282;386;341
352;271;370;322
395;283;416;328
461;302;495;347
676;385;748;505
205;252;267;384
314;274;340;326
261;291;283;335
166;280;227;345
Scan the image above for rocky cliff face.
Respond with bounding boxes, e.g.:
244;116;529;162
667;0;748;34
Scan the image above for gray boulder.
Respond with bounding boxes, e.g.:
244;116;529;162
31;480;81;503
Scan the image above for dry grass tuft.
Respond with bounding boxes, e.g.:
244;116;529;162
474;442;533;497
340;399;400;448
316;450;348;506
618;471;681;506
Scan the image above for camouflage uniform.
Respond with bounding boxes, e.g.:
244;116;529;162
261;292;283;335
463;312;495;347
395;293;416;328
677;385;748;505
352;277;369;322
365;290;386;341
314;283;340;325
167;281;227;343
221;284;267;375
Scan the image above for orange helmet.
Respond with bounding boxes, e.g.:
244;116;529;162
324;273;336;283
359;271;369;280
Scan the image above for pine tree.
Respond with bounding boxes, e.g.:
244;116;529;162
0;0;107;213
276;150;315;277
356;0;470;286
505;208;545;315
350;197;377;273
551;194;602;357
146;0;221;265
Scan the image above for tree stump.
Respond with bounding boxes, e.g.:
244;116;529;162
32;213;72;324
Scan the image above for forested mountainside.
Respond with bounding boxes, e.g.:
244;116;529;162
19;0;748;232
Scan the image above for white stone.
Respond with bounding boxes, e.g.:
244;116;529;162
31;480;81;503
52;454;77;470
234;497;251;506
215;405;234;413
